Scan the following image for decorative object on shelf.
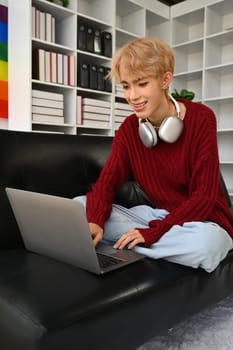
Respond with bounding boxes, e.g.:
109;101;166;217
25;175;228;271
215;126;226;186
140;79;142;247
47;0;69;7
172;89;195;100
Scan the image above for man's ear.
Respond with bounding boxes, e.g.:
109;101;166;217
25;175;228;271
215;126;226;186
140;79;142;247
161;71;173;89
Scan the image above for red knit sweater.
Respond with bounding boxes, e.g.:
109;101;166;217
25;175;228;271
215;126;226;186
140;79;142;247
86;99;233;247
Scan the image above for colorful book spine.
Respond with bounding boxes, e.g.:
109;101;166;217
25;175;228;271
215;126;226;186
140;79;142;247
0;4;8;119
32;6;55;43
32;48;76;87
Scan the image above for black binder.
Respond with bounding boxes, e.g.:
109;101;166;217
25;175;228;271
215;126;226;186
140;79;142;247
86;27;94;52
94;29;102;54
101;32;112;57
89;64;98;90
104;67;112;92
77;23;87;51
97;66;105;91
78;62;89;88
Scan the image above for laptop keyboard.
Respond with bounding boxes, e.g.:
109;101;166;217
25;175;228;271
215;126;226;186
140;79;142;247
97;253;124;269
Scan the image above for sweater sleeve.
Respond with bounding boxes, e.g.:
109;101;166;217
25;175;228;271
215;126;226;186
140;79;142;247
86;128;131;228
138;105;221;247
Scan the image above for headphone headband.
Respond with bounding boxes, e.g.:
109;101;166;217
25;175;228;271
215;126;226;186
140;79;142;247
169;93;180;117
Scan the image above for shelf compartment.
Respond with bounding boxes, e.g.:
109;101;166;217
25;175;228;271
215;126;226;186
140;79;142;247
146;10;170;42
77;15;112;33
204;98;233;131
116;0;145;37
204;64;233;99
174;40;203;74
220;163;233;200
206;0;233;36
205;31;233;68
32;38;74;54
32;0;76;48
115;29;139;51
32;123;76;134
77;0;115;25
77;51;111;65
218;133;233;163
171;8;204;46
32;0;75;17
31;82;76;125
172;71;202;101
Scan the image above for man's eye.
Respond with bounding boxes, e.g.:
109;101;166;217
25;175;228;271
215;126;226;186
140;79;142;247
122;85;129;90
139;82;148;87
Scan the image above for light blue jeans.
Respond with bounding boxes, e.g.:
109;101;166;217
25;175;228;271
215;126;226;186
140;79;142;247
75;195;233;273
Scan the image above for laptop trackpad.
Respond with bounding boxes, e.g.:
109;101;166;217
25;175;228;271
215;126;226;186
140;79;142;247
96;241;144;261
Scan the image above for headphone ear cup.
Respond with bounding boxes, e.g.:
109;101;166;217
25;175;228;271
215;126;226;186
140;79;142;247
158;116;184;143
138;121;158;147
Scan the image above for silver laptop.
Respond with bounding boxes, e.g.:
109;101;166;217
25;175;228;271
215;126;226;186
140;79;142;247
6;188;145;275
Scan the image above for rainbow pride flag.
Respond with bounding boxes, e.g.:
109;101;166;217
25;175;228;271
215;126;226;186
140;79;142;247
0;5;8;118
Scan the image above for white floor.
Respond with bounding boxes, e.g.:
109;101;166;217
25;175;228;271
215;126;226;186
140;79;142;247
137;292;233;350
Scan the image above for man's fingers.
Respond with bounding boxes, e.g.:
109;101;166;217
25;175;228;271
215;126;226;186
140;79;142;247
114;230;144;250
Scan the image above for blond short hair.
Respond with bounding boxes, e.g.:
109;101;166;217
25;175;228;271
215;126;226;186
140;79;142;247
110;37;174;82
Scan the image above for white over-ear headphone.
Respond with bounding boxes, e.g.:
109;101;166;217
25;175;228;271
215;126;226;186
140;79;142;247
138;94;183;148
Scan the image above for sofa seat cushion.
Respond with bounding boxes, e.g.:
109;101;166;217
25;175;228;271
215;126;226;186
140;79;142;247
0;249;189;327
1;249;233;350
0;249;193;349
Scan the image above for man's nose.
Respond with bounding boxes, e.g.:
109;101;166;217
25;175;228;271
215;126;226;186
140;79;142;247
128;87;139;100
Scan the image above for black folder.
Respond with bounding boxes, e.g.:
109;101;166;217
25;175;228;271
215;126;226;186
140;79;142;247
78;62;89;88
101;32;112;57
89;64;98;90
94;29;102;54
104;67;112;92
97;66;105;91
86;27;94;52
77;23;87;51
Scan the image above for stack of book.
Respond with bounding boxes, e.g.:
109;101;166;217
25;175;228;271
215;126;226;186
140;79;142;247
76;96;110;129
115;102;132;130
115;85;125;98
32;89;64;124
32;6;55;43
32;48;76;86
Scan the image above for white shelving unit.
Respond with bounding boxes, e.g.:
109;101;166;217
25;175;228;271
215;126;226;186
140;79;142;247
7;0;233;200
171;0;233;202
8;0;169;137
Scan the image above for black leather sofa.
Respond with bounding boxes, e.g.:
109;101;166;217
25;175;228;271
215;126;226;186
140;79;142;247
0;129;233;350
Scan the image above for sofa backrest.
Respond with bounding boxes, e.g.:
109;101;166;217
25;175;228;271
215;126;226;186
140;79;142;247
0;130;152;249
0;129;232;250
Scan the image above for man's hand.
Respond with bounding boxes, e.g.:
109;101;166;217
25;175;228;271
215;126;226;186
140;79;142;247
89;223;103;246
113;228;145;250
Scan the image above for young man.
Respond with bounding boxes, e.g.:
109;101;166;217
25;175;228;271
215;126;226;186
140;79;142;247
76;37;233;272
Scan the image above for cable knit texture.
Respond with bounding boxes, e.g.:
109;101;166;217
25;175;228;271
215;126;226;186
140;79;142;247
86;99;233;247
